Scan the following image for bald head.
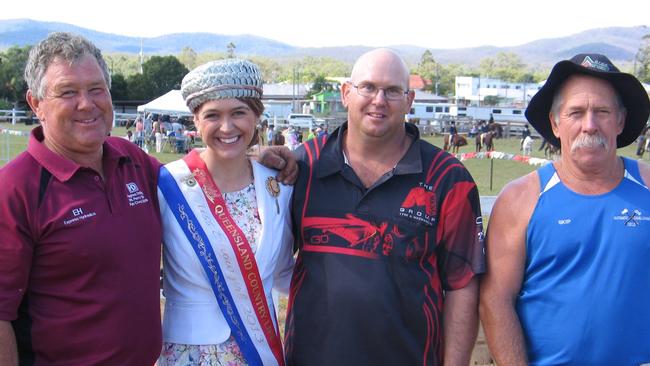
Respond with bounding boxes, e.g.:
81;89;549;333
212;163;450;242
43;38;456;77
350;48;410;88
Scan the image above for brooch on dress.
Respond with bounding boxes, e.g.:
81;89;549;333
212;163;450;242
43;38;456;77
266;176;280;213
182;174;197;187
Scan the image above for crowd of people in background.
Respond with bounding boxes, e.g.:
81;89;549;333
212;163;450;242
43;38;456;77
122;113;194;154
259;121;329;149
121;113;330;155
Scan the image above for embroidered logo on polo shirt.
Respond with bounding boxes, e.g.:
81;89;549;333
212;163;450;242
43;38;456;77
126;182;149;207
126;182;139;193
63;207;97;225
399;183;436;225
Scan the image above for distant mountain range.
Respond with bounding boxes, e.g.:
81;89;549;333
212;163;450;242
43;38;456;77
1;19;648;66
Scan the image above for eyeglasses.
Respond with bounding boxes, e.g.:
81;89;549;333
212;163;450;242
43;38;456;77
351;83;409;101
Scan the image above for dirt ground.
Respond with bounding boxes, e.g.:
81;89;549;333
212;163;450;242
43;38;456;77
471;325;495;365
161;295;494;364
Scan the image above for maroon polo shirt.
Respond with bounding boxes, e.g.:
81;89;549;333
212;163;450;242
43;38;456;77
0;126;162;365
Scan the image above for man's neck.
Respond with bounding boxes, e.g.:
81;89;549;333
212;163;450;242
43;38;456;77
44;139;105;178
555;155;624;195
343;128;411;188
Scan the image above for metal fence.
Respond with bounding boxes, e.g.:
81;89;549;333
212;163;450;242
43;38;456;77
0;127;30;165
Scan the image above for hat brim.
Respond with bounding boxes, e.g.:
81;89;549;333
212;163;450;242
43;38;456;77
525;61;650;148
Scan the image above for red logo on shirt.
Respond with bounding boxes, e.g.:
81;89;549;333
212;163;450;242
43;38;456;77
399;186;437;225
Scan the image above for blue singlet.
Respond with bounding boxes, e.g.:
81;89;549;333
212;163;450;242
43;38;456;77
520;157;650;365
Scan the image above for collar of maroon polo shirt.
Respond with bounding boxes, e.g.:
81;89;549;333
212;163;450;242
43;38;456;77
27;126;132;182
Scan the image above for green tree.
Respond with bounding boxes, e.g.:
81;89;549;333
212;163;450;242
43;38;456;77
497;52;525;81
413;52;474;96
516;72;536;83
478;57;496;78
127;55;188;100
483;95;503;106
178;47;198;70
635;34;650;83
415;50;437;76
412;51;477;96
126;73;149;100
109;73;129;101
477;52;531;82
195;52;227;66
0;45;31;103
288;56;351;83
414;50;440;94
227;42;236;58
438;63;472;96
306;75;333;98
249;56;283;82
104;53;142;77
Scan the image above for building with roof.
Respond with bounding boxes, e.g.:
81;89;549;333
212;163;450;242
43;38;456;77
409;75;432;90
455;76;542;107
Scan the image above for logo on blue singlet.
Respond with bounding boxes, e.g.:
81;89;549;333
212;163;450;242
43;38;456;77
613;208;650;227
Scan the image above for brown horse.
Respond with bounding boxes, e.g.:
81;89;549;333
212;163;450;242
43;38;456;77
478;131;496;152
487;122;503;138
544;143;560;159
443;134;467;154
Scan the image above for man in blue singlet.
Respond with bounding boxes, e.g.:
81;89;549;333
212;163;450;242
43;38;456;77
480;53;650;365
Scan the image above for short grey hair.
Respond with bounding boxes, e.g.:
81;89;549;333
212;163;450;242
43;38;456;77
24;32;111;100
550;77;626;125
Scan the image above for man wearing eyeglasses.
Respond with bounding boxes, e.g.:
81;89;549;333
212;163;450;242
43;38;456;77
283;48;485;366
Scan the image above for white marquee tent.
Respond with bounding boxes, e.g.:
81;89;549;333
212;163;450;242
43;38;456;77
137;90;191;116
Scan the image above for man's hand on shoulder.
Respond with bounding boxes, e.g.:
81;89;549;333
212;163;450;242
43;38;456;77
258;146;298;185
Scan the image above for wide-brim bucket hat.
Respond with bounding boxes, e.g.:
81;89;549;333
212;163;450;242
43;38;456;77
525;53;650;148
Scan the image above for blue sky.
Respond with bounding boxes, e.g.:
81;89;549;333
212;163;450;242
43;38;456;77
3;0;648;49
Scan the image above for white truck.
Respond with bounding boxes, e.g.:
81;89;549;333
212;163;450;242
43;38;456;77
286;113;315;130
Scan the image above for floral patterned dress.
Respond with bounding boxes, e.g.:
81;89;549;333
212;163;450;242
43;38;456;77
159;183;261;366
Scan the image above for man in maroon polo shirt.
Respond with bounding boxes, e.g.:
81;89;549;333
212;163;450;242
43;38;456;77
0;33;162;365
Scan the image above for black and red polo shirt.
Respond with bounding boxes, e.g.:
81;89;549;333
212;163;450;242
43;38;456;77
285;122;485;366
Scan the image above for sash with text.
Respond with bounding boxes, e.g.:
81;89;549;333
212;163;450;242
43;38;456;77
158;153;284;366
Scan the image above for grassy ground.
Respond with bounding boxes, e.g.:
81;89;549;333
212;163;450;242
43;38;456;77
421;133;639;195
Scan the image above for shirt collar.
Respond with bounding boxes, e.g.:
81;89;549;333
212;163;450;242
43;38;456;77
316;121;423;179
27;125;131;182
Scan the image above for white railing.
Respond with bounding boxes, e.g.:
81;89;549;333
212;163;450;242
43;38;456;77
114;112;138;126
0;109;33;125
0;109;138;127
